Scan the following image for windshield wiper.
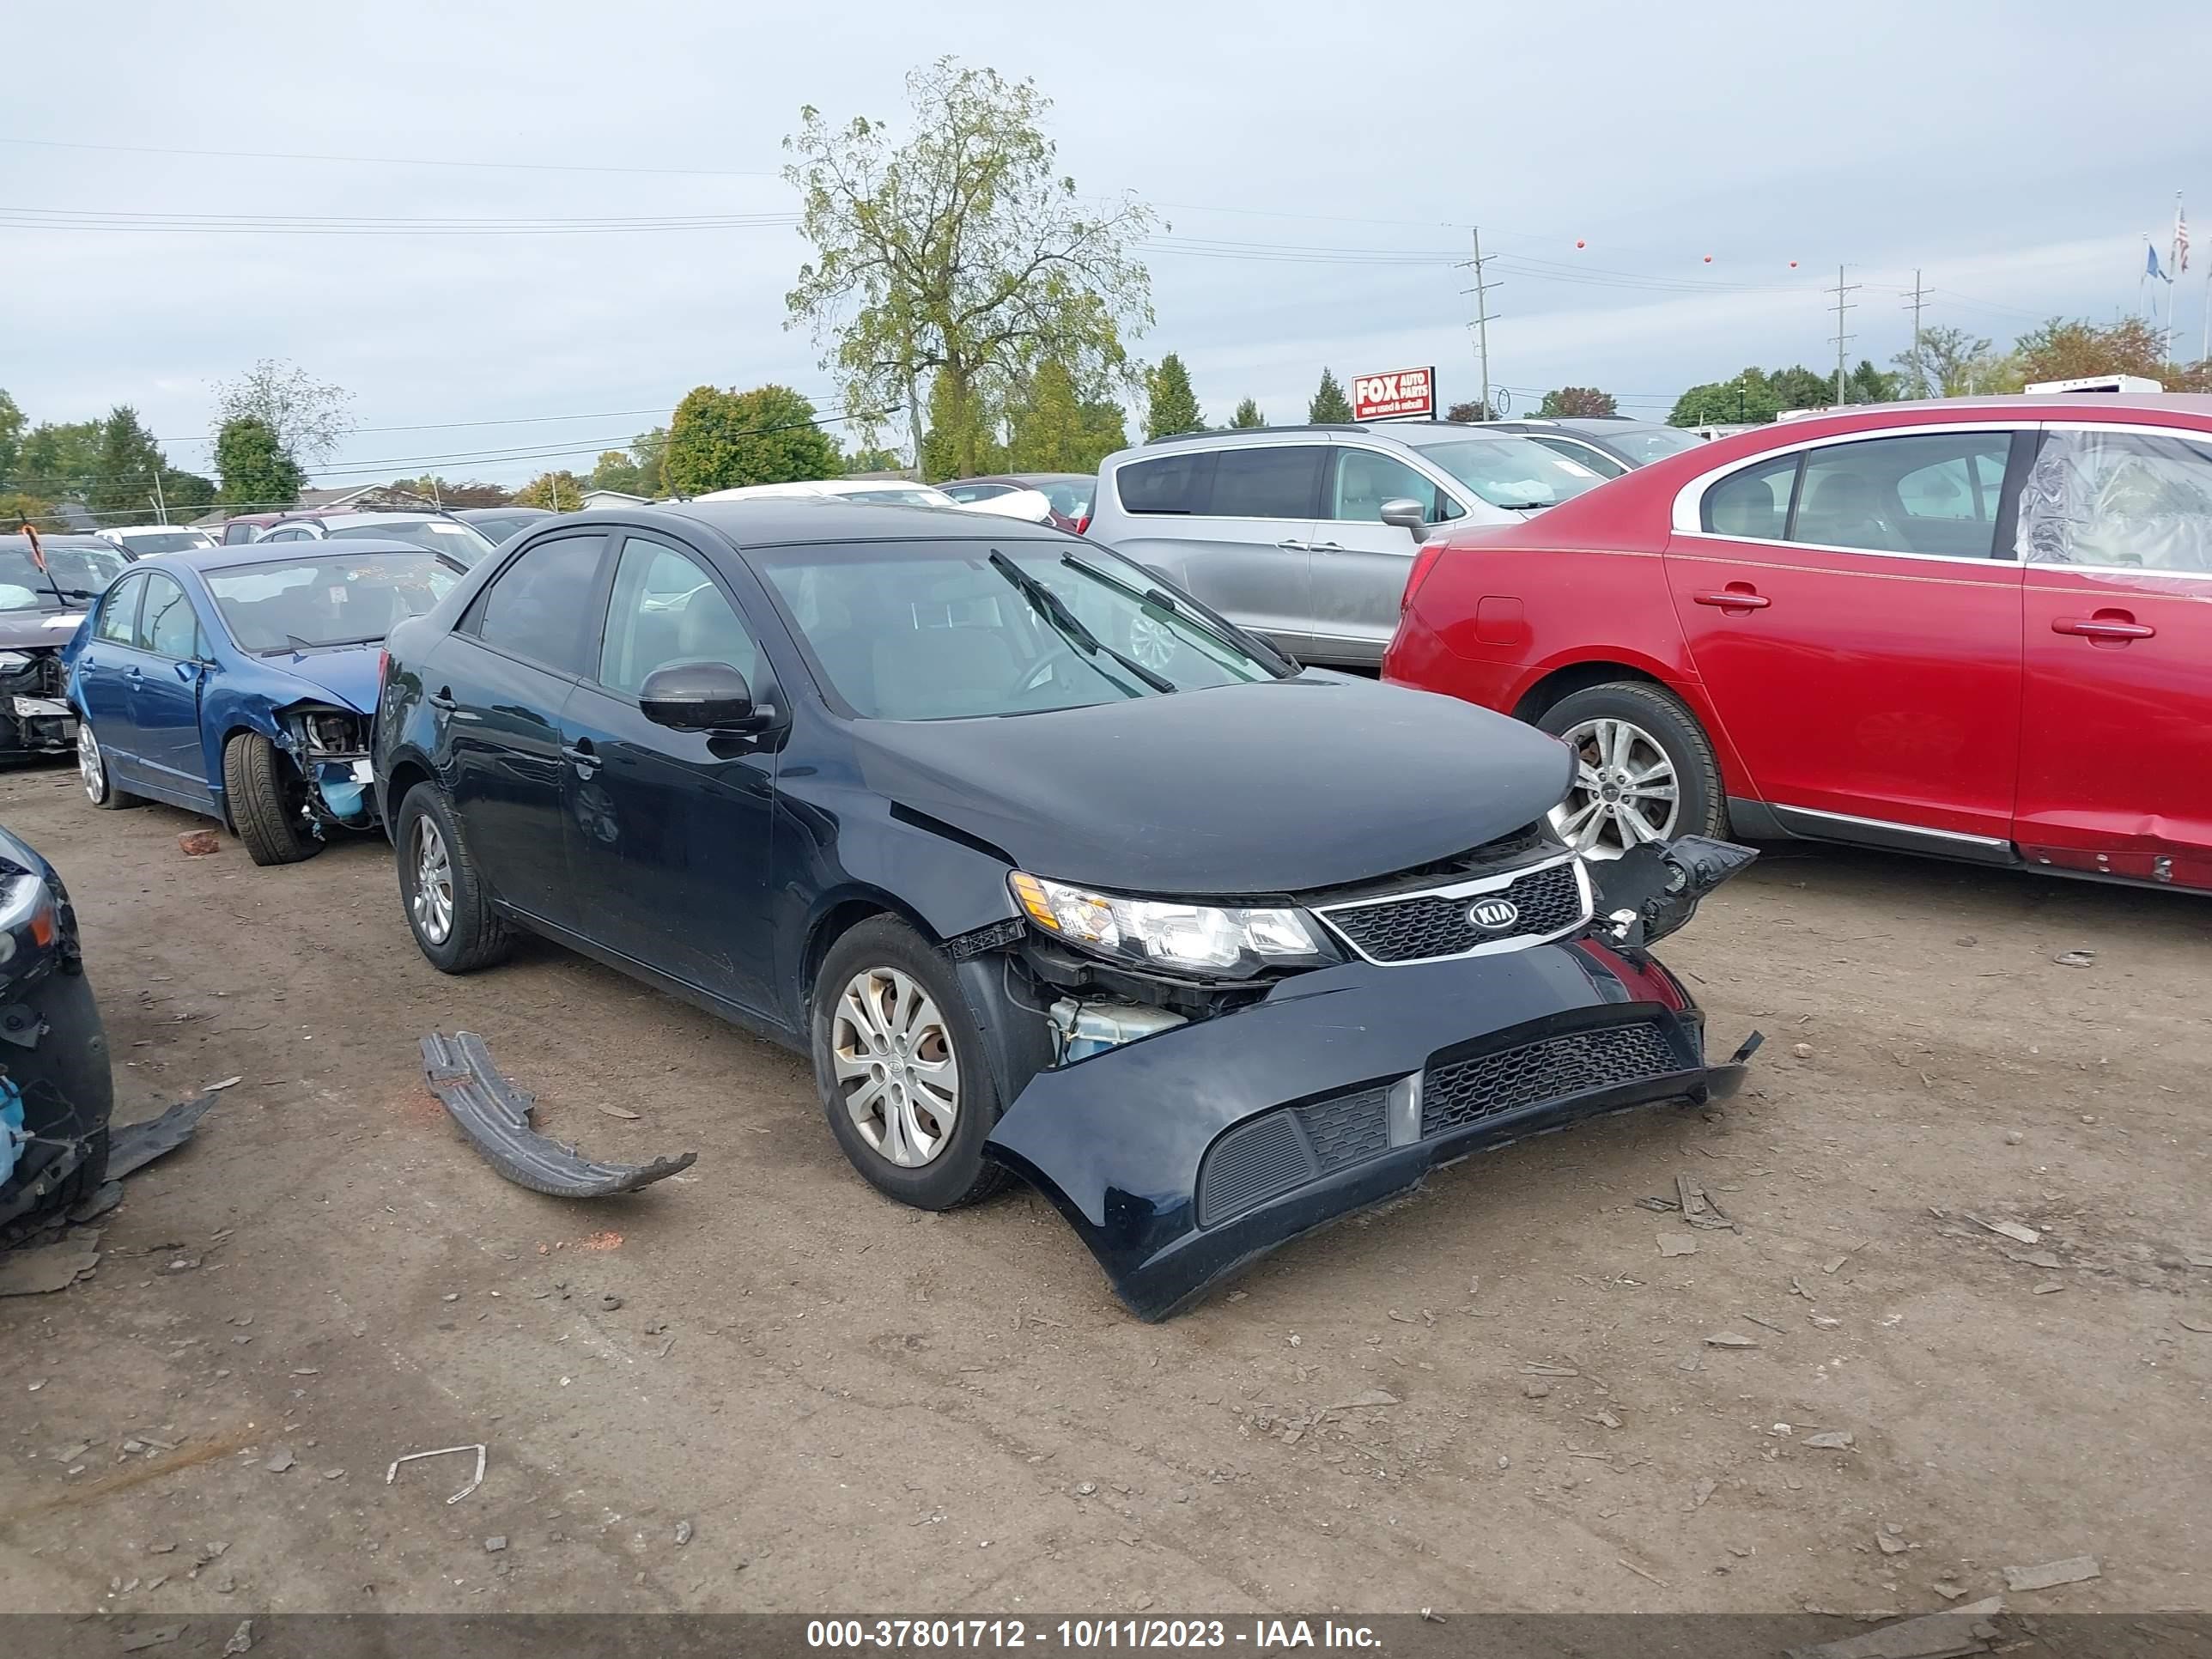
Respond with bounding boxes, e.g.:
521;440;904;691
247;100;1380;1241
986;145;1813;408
1056;554;1297;677
986;550;1175;696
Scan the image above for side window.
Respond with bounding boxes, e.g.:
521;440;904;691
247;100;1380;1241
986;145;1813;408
95;574;145;645
1328;447;1457;523
1794;433;2013;557
1115;451;1217;515
597;536;760;696
2018;428;2212;573
1701;453;1799;541
1529;436;1626;479
1209;446;1325;519
140;574;202;659
472;534;605;675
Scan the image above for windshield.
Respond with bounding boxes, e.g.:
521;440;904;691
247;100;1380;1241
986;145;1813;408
116;531;211;556
1597;425;1706;465
205;552;463;653
756;540;1283;720
465;515;532;544
325;520;496;563
1036;479;1093;520
1404;435;1603;509
0;544;125;610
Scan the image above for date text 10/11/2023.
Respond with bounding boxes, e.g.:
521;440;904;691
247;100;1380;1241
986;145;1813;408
805;1619;1386;1650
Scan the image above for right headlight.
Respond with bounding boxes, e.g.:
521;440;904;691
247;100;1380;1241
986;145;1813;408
0;650;31;670
1008;872;1332;977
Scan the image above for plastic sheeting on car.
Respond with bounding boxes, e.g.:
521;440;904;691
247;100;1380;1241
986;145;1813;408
2016;428;2212;573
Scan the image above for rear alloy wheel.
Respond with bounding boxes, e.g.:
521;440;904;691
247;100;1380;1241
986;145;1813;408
393;785;512;974
1536;683;1725;860
79;723;141;810
811;915;1010;1211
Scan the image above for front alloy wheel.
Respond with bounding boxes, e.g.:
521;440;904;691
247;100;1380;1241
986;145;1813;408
830;966;961;1168
78;721;105;802
410;815;454;945
1550;716;1680;858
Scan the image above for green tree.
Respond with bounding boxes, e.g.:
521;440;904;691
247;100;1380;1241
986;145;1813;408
1230;397;1265;428
157;467;217;519
212;359;354;466
88;405;167;518
0;490;57;528
214;416;304;509
921;367;1005;480
1443;398;1498;422
514;471;585;511
628;427;669;495
587;450;647;495
1144;353;1204;440
842;444;906;475
1309;368;1353;423
0;390;23;481
1844;358;1899;405
665;384;840;495
1766;365;1832;411
2009;316;2170;388
783;58;1155;480
14;421;102;501
1006;356;1127;471
1536;386;1617;418
1893;325;1997;398
1669;369;1780;427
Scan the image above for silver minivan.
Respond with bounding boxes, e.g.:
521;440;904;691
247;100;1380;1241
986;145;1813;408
1085;423;1604;666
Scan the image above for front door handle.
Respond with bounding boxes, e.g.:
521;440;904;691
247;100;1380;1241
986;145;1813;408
2051;614;2154;641
1275;538;1313;552
428;688;458;711
562;738;599;777
1310;540;1347;553
1692;586;1771;611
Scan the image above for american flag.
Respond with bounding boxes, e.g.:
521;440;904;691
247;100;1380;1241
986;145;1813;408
2177;201;2191;274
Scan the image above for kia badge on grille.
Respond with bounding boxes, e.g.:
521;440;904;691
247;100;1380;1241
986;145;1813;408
1467;897;1520;932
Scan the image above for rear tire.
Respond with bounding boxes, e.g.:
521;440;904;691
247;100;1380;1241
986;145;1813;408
811;915;1010;1211
1536;682;1727;857
394;784;512;973
79;723;143;810
222;732;322;866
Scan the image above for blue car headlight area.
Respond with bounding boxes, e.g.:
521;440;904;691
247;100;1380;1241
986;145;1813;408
1009;871;1331;976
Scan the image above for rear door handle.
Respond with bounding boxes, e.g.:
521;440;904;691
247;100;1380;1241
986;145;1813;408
428;689;458;711
562;738;599;776
1275;538;1313;552
1310;541;1347;553
1692;587;1771;610
2051;615;2154;641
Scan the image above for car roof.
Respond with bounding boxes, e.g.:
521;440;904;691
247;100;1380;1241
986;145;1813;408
573;498;1071;550
456;505;550;518
958;472;1092;485
145;538;451;574
103;523;213;535
270;508;457;523
0;533;120;554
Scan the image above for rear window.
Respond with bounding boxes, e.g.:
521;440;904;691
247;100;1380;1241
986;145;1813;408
326;520;495;564
1115;446;1327;518
1115;450;1217;514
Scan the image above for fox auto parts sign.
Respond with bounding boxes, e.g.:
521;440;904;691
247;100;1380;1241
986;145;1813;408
1351;367;1436;422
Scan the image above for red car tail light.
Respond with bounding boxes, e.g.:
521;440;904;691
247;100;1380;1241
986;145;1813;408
1073;514;1091;535
1401;539;1447;611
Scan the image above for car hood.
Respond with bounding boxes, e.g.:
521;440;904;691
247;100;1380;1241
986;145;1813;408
849;676;1573;896
0;610;89;652
254;645;382;714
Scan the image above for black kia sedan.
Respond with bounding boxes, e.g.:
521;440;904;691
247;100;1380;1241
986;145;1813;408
373;501;1755;1317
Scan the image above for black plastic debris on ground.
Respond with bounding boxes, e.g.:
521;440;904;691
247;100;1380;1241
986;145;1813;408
108;1091;220;1181
420;1030;696;1198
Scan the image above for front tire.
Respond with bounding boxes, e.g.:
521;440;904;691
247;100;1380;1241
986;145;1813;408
811;916;1010;1210
1536;682;1727;858
393;785;512;974
222;732;322;866
79;722;142;810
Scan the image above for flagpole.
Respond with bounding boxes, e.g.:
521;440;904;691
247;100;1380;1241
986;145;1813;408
2168;192;2182;354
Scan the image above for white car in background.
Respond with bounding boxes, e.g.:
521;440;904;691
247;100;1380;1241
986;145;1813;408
95;525;219;559
693;477;1057;524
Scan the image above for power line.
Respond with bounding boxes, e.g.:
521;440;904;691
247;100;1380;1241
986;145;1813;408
0;135;781;179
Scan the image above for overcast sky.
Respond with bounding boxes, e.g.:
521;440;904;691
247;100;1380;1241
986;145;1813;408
6;0;2211;489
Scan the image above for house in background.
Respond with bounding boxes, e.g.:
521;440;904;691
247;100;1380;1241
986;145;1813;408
579;489;651;512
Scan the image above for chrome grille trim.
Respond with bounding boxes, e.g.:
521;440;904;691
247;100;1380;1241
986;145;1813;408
1313;850;1594;966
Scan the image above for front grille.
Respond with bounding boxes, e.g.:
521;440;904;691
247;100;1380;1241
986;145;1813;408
1422;1023;1684;1137
1196;1085;1389;1225
1321;857;1587;963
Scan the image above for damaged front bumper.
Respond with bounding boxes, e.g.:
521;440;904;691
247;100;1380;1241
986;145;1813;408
982;838;1759;1320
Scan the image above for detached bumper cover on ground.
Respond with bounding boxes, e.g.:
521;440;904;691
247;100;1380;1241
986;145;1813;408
984;936;1750;1320
421;1031;696;1197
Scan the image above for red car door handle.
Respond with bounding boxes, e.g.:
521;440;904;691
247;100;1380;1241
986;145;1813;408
1692;588;1771;610
2052;616;2154;641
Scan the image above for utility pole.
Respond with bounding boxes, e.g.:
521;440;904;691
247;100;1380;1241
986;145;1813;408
1904;269;1929;397
1459;227;1503;419
1829;264;1859;407
150;469;167;526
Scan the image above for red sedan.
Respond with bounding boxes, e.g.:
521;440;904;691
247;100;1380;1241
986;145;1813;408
1384;394;2212;893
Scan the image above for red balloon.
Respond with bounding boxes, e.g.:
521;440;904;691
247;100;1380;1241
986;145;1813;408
1703;254;1713;264
1789;259;1799;268
1575;239;1585;249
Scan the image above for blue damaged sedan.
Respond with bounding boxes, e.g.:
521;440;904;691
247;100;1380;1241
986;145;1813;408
61;540;465;865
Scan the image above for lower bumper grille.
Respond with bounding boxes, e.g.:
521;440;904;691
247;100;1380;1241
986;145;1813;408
1195;1085;1388;1226
1423;1022;1684;1137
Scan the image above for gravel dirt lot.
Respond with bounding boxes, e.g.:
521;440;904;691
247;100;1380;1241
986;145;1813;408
1;759;2206;1620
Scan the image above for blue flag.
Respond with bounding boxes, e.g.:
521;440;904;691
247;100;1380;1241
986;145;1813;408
2148;243;2167;281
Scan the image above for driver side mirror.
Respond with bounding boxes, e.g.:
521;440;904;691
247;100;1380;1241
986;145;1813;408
1379;498;1431;543
638;662;773;733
